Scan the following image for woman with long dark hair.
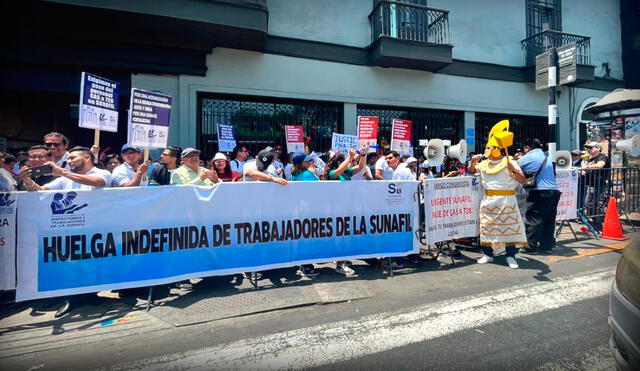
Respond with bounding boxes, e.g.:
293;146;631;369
208;152;239;182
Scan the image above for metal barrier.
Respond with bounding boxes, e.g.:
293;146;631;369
578;166;640;230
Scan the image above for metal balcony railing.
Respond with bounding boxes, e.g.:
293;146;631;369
521;30;591;66
369;0;450;45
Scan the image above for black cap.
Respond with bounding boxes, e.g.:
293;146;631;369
256;149;274;171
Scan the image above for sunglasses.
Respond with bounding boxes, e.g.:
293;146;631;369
44;142;63;147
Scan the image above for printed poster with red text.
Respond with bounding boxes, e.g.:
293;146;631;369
391;119;412;155
358;116;379;153
285;125;305;153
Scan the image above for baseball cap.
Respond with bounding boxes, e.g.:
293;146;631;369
181;148;201;158
213;152;227;161
570;150;581;155
292;152;313;165
256;149;274;171
121;144;142;153
585;142;602;149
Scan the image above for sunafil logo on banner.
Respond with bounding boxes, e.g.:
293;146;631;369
386;183;404;205
0;194;15;208
49;192;88;229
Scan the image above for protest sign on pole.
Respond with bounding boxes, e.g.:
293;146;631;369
217;123;237;152
331;133;359;154
15;182;419;301
556;169;578;221
423;177;481;244
358;116;379;153
308;152;326;175
79;72;120;133
128;89;172;149
0;193;17;290
391;119;412;155
285;125;305;153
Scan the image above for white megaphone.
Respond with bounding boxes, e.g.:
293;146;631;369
614;134;640;157
447;139;467;160
556;150;572;169
423;138;445;166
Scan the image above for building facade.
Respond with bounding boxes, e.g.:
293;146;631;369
1;0;633;156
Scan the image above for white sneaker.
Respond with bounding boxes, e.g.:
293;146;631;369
477;255;494;264
506;256;519;269
336;264;355;276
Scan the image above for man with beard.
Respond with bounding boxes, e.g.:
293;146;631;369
22;146;111;191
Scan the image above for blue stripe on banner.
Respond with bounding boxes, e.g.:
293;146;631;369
37;232;412;291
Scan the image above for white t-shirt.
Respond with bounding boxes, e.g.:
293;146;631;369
375;157;394;180
44;167;112;190
243;161;261;182
230;159;245;174
351;166;372;181
111;162;147;187
393;166;416;180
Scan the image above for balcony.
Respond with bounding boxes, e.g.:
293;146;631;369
521;30;594;85
368;1;453;72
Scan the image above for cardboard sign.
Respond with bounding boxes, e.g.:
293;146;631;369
358;116;379;153
331;133;359;154
217;124;236;152
285;125;305;153
391;119;412;155
128;89;172;149
79;72;119;132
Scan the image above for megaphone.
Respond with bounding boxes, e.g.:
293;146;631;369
556;150;572;169
614;134;640;157
447;139;467;160
423;138;445;166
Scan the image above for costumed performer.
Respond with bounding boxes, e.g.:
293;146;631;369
468;120;528;269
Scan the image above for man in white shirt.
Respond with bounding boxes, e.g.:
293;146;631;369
393;157;422;180
375;150;395;180
111;144;149;187
244;149;288;185
23;146;111;191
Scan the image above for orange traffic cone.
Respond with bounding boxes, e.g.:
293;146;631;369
600;197;630;241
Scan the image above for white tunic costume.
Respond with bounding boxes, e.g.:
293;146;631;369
477;158;528;248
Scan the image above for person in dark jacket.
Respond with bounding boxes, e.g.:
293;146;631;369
149;146;181;186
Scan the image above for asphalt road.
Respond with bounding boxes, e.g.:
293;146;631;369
1;244;623;371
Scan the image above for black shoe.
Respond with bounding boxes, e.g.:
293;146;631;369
54;300;71;318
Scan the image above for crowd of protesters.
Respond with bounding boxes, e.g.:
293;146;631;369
0;131;616;317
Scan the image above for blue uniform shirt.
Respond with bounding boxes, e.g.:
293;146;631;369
518;148;558;190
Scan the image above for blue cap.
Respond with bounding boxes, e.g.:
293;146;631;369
121;144;142;153
292;152;313;165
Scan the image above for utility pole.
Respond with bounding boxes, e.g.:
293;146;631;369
547;47;558;165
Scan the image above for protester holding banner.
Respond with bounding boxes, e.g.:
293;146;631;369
23;146;112;191
170;148;220;186
230;145;250;175
519;138;561;253
43;132;71;170
375;149;394;180
468;120;527;269
208;152;239;182
111;144;150;187
149;146;181;186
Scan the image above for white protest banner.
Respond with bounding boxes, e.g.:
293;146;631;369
79;72;120;132
556;169;578;221
217;123;236;152
331;133;359;154
285;125;305;153
423;177;481;244
358;116;379;153
0;193;17;290
128;89;172;149
391;119;412;155
16;182;419;301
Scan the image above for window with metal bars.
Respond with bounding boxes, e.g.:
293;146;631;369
526;0;562;37
356;104;463;155
198;94;343;159
475;113;549;152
